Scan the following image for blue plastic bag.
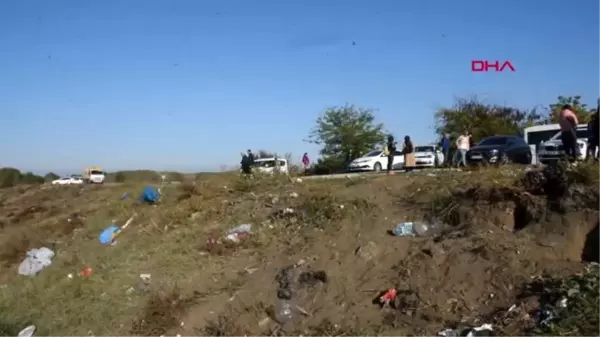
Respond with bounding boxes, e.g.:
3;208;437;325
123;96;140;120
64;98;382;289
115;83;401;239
139;186;160;204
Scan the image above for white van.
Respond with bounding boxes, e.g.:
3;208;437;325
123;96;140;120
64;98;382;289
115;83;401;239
252;157;289;175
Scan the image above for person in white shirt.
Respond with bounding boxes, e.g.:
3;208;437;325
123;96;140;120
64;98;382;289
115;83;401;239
455;132;471;167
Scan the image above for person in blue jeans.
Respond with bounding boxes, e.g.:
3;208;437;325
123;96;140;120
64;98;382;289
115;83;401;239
440;133;451;166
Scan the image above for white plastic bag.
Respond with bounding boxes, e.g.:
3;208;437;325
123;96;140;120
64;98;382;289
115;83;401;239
17;247;55;276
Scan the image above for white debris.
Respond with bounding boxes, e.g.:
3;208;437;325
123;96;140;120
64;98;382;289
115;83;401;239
17;247;55;276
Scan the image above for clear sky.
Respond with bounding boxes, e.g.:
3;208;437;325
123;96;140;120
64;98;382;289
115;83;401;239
0;0;598;174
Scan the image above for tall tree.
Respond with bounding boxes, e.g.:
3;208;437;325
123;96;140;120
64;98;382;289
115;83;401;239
434;97;543;144
307;105;386;165
546;95;594;124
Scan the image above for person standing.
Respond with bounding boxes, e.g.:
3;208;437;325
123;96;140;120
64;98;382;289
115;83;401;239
402;135;415;172
247;149;255;165
302;153;310;171
558;105;579;162
386;135;397;175
455;131;470;167
440;133;451;166
588;112;599;160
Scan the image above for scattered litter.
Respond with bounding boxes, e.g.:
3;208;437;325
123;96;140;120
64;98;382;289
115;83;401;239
18;247;55;276
120;192;128;200
138;186;160;204
294;178;303;183
392;221;444;237
18;325;36;337
378;288;397;307
339;204;344;209
392;222;415;237
439;324;493;337
139;273;151;292
295;304;311;316
99;213;137;245
274;299;296;324
289;192;299;198
225;224;252;243
507;304;518;313
79;267;93;278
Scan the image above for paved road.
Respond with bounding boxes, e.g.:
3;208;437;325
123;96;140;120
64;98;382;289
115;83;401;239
302;167;464;180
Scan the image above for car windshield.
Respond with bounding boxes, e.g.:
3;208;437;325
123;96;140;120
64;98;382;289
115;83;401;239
90;170;104;175
415;146;435;152
478;137;508;146
364;150;382;157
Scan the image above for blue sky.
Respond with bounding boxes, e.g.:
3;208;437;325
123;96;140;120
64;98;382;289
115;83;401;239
0;0;598;174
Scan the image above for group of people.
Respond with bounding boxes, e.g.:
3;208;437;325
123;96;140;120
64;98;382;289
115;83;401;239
383;135;414;174
439;131;473;167
560;104;599;162
239;150;311;177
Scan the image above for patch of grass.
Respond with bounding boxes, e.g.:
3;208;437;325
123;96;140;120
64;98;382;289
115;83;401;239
567;161;600;185
524;264;599;336
130;287;195;336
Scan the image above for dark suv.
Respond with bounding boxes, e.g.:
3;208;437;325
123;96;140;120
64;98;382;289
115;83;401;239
467;136;532;165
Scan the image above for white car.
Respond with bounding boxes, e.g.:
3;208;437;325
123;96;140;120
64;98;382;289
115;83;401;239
252;157;289;175
52;177;84;185
347;150;405;172
537;126;594;163
413;145;445;168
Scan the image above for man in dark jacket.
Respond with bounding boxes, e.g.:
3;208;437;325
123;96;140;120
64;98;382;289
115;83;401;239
588;112;599;160
386;135;397;174
402;135;415;172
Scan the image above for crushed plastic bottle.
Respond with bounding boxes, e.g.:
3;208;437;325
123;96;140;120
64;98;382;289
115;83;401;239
274;299;295;324
393;221;444;237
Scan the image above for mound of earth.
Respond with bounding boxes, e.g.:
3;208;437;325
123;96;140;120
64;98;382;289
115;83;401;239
0;165;596;336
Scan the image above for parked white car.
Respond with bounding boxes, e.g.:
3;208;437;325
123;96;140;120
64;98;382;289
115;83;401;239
52;177;84;185
347;150;405;172
537;126;594;163
413;145;444;168
252;157;289;175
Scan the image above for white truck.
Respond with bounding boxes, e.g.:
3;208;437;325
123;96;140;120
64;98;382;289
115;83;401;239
83;166;106;184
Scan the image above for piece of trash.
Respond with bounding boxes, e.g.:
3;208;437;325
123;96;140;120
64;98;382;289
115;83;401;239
289;192;299;198
439;324;493;337
558;297;568;308
99;213;137;245
139;186;160;204
225;224;252;243
67;273;74;279
139;273;151;292
392;221;443;237
80;267;93;278
17;247;55;276
294;178;303;183
274;299;296;324
378;288;397;307
507;304;518;313
18;325;36;337
392;222;415;237
120;192;128;200
339;204;344;209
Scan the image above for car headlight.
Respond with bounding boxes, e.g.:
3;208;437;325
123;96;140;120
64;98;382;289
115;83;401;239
489;149;498;155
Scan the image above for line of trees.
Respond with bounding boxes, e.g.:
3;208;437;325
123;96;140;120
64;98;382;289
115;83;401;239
305;95;598;174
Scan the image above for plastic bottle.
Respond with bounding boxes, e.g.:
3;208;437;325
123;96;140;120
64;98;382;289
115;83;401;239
413;221;443;237
274;299;295;324
392;222;415;236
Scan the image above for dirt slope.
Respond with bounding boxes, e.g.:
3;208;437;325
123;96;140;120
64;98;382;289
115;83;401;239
0;164;597;336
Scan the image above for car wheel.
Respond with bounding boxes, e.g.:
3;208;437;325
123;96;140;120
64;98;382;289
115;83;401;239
499;153;511;165
373;162;382;172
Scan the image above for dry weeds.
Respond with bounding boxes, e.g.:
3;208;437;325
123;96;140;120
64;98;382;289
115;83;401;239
0;165;596;336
